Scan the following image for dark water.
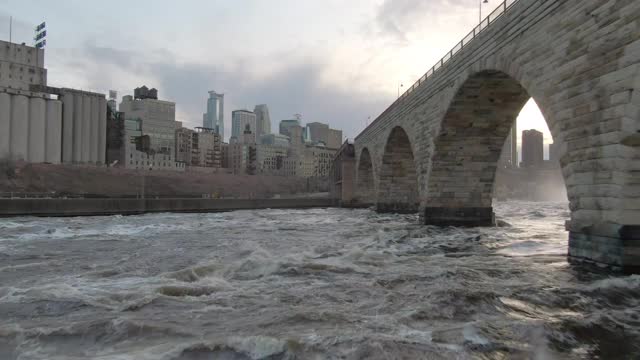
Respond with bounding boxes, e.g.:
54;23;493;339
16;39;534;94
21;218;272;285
0;202;639;359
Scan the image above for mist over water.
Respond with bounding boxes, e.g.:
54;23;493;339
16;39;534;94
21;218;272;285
1;202;639;359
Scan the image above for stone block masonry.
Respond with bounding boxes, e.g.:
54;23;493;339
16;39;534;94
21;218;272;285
349;0;640;272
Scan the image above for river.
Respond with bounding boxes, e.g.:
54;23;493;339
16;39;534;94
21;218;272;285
0;201;639;359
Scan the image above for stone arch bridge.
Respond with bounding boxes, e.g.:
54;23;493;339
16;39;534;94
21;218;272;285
335;0;640;272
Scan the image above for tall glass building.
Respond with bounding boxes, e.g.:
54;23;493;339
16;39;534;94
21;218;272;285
231;110;257;138
253;104;271;138
254;104;271;138
203;91;224;137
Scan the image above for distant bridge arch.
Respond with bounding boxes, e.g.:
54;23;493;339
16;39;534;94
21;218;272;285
355;147;376;206
425;69;540;225
377;126;419;213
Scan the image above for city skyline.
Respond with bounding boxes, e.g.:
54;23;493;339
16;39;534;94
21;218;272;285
0;1;552;144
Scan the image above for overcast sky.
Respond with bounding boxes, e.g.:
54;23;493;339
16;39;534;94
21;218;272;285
0;0;552;150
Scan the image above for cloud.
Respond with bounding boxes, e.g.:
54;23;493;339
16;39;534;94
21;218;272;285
0;12;34;44
46;44;390;141
374;0;475;43
375;0;429;43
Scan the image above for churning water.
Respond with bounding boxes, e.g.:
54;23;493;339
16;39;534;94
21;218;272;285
0;202;639;359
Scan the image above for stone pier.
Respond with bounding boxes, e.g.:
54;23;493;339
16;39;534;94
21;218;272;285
343;0;640;272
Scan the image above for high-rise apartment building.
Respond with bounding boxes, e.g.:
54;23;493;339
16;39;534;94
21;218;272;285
175;127;194;165
254;104;271;138
522;129;544;168
203;91;224;137
229;141;257;175
192;127;222;168
231;110;257;138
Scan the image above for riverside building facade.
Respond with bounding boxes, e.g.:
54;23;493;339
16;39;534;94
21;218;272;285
119;88;183;171
0;40;106;165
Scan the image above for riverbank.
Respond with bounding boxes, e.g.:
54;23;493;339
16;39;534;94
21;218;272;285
0;161;328;199
0;198;335;217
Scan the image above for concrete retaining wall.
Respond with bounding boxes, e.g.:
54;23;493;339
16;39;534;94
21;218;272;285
0;198;336;217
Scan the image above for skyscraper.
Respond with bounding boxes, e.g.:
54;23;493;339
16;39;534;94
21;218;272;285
231;110;257;138
510;124;518;168
254;104;271;138
522;129;544;168
203;91;224;137
279;119;301;138
499;125;518;168
549;142;560;162
306;122;329;144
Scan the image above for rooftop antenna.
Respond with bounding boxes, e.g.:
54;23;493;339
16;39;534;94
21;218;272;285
9;16;11;43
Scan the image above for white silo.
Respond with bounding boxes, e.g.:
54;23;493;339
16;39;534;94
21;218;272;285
81;95;91;163
28;97;46;163
45;100;62;164
10;95;29;161
98;98;107;164
0;93;11;158
61;92;74;163
89;96;98;163
73;93;83;163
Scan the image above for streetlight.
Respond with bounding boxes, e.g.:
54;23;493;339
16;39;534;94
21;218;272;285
397;83;404;98
480;0;489;25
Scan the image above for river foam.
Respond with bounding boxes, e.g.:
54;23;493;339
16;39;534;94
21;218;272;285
1;201;638;359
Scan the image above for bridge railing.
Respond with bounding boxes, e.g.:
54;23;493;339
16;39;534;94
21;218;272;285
399;0;519;99
358;0;521;139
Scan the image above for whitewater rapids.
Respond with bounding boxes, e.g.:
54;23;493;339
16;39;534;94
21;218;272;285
0;201;639;359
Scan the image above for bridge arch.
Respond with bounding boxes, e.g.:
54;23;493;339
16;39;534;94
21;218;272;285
351;0;640;271
377;126;419;213
425;69;547;225
355;147;376;206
